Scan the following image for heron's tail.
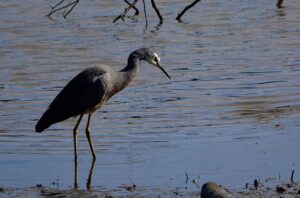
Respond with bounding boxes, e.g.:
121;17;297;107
35;108;58;133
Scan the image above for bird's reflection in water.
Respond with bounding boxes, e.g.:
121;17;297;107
74;158;96;190
86;159;96;190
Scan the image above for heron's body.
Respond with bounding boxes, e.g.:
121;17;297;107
35;48;170;160
35;65;136;132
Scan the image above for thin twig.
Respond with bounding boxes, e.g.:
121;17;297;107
151;0;163;24
176;0;201;22
185;172;189;184
63;0;79;18
291;170;295;184
124;0;139;15
48;0;65;16
113;0;139;23
48;0;80;18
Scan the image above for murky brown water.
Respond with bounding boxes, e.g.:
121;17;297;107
0;0;300;192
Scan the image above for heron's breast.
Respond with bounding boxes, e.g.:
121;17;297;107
107;81;130;99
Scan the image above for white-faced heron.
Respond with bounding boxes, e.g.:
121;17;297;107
35;48;171;160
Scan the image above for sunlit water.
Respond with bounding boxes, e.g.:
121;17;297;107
0;0;300;192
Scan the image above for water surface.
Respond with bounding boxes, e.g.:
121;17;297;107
0;0;300;191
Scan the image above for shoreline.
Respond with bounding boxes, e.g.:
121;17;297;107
1;181;299;197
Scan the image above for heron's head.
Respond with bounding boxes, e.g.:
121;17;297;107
140;48;171;79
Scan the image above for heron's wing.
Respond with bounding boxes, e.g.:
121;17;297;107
35;66;109;132
50;67;108;116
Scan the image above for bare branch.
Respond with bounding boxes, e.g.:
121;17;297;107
47;0;80;18
124;0;139;15
151;0;163;24
113;0;139;23
63;0;79;18
48;0;65;17
176;0;201;22
48;0;65;15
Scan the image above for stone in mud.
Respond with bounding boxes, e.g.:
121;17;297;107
201;182;232;198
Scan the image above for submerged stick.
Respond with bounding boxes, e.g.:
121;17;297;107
48;0;65;15
63;0;79;18
176;0;201;22
185;172;189;184
113;0;139;23
291;170;295;184
48;0;80;18
151;0;163;24
142;0;148;28
124;0;139;15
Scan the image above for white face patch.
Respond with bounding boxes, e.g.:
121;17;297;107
153;52;160;63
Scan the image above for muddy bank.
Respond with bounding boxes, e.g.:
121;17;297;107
1;181;299;197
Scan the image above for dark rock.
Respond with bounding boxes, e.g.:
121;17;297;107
276;186;286;194
201;182;232;198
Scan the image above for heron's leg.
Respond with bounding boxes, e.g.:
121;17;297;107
73;114;83;161
85;113;96;160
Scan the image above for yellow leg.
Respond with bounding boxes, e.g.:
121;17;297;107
85;113;96;160
73;114;83;161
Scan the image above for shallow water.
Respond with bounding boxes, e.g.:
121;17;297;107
0;0;300;191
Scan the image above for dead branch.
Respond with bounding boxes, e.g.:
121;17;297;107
47;0;80;18
151;0;163;24
124;0;139;15
48;0;65;16
176;0;201;22
113;0;139;23
63;0;79;18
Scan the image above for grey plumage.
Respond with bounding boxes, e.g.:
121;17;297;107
35;67;107;132
35;48;171;160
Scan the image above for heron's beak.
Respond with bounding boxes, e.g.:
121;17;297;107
156;62;171;79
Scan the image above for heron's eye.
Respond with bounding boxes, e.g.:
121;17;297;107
154;57;158;63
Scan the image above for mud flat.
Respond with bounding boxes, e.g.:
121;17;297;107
1;181;299;198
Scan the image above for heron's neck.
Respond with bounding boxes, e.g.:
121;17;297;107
121;55;140;79
111;56;139;96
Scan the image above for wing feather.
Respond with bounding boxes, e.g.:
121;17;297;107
35;67;107;132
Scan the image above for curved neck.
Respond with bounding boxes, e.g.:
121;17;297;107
120;48;147;77
121;53;140;73
118;48;148;86
109;49;147;99
115;53;141;93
